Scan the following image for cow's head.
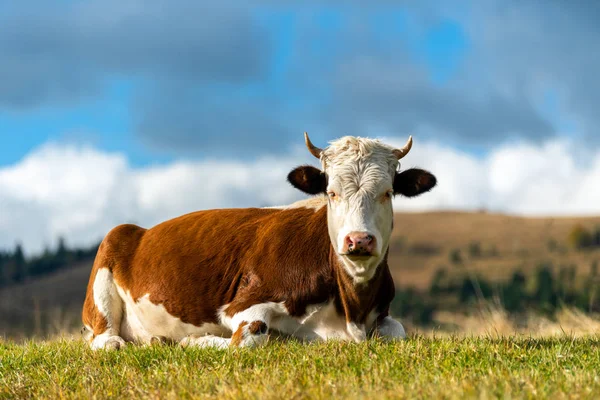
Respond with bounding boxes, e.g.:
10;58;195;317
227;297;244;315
288;133;436;283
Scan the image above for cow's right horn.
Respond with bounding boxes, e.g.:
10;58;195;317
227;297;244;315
304;132;323;159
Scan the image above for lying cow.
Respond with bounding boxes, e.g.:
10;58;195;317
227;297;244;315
82;133;436;349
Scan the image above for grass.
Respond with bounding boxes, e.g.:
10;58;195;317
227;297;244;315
2;335;600;399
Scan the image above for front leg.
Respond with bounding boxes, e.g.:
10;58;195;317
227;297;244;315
371;316;406;340
230;320;269;347
225;302;285;348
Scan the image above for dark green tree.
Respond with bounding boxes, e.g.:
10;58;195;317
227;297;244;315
535;264;556;309
468;241;482;258
502;271;526;312
449;249;463;265
568;225;593;250
429;268;448;295
13;243;26;283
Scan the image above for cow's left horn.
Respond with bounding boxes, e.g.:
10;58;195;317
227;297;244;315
393;136;413;160
304;132;323;159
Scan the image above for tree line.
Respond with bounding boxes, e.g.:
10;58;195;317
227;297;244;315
391;261;600;325
0;238;99;287
568;225;600;250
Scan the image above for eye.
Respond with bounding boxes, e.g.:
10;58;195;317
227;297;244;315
327;191;338;199
383;190;393;201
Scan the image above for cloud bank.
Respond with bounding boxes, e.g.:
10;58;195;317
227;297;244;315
1;138;598;255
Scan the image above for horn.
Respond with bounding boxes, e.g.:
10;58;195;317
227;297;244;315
393;135;413;160
304;132;323;159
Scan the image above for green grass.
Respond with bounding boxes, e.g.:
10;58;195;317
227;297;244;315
1;336;600;399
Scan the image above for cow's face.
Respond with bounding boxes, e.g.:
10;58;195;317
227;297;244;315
288;133;436;283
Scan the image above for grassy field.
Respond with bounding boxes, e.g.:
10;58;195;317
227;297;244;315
2;335;600;399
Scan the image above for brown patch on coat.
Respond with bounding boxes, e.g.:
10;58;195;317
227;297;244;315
248;321;268;335
230;321;249;347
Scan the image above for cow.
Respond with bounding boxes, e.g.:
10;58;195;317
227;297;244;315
81;133;436;350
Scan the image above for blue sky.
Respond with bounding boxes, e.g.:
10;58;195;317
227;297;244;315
2;1;600;253
2;1;581;167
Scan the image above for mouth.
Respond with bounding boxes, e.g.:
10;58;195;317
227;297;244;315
340;253;375;260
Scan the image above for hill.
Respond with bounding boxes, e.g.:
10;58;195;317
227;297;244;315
0;261;92;338
388;210;600;289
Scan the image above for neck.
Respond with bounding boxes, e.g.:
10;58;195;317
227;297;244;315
329;246;389;323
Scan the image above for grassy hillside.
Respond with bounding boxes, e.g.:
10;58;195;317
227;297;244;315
388;211;600;289
2;337;599;399
1;210;600;339
0;261;92;338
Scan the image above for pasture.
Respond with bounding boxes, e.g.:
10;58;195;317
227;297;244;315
2;336;599;399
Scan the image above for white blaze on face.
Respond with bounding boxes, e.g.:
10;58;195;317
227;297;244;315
321;137;399;282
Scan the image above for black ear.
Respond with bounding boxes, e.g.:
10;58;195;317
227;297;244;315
393;168;437;197
287;165;327;195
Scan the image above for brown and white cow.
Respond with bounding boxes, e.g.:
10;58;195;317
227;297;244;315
81;134;436;349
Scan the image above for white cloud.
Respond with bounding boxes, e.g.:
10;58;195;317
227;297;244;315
0;143;312;255
390;137;600;216
1;138;599;255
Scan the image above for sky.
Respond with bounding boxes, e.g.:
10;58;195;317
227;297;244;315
1;1;600;254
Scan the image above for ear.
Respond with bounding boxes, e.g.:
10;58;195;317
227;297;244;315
287;165;327;195
393;168;437;197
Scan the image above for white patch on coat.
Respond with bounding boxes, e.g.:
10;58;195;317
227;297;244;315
346;321;367;343
219;302;288;332
93;268;123;335
91;333;126;350
116;287;229;344
300;301;354;341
